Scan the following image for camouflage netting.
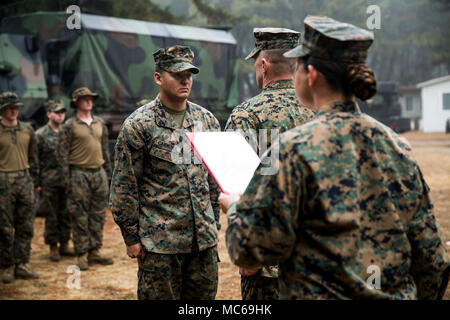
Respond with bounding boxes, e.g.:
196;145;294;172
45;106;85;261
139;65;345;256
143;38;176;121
1;11;239;132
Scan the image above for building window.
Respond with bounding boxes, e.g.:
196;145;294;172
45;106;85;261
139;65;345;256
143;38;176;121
444;93;450;110
406;96;413;111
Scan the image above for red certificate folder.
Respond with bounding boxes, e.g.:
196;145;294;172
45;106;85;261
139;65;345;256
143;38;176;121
185;131;261;195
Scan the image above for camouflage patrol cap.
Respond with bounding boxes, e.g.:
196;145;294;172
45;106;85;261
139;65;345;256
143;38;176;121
284;15;374;64
70;87;98;108
153;45;199;74
0;92;23;111
245;28;301;60
46;99;66;112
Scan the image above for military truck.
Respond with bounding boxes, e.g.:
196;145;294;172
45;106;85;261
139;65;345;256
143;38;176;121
358;81;411;133
0;11;239;140
0;31;48;124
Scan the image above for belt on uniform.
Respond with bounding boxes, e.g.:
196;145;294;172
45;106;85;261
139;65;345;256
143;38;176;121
0;169;29;177
70;165;102;172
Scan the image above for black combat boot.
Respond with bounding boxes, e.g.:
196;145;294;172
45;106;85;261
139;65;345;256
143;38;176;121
2;265;15;284
49;244;61;262
77;253;89;271
59;241;76;257
88;249;114;265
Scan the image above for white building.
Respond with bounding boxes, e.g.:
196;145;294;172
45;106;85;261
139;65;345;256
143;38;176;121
417;75;450;132
399;86;422;131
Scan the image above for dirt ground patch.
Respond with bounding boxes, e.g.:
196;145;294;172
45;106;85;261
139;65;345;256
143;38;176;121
0;132;449;300
402;131;450;142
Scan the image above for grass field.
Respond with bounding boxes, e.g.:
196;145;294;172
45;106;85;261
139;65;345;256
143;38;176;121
1;132;449;300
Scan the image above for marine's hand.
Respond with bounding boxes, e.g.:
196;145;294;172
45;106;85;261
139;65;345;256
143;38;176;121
127;243;145;259
239;267;260;276
219;193;241;213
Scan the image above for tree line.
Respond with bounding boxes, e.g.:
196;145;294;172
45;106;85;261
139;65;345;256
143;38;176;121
1;0;449;100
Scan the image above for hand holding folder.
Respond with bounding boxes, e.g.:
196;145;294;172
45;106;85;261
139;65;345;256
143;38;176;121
185;131;261;195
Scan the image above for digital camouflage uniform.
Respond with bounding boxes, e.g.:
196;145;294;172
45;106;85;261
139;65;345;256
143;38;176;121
225;28;315;300
60;88;112;258
0;92;38;271
225;16;450;300
35;100;71;249
110;46;221;300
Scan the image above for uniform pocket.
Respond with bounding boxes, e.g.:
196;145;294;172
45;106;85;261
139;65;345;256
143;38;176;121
148;141;183;186
149;139;181;163
150;146;174;162
138;254;155;272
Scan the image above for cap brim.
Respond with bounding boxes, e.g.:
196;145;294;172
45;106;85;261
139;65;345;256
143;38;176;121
283;44;309;58
54;106;66;112
165;63;199;74
1;102;23;110
245;47;260;61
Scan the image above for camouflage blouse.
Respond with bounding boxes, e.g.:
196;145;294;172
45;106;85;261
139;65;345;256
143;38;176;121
226;100;450;299
225;79;315;278
109;97;221;254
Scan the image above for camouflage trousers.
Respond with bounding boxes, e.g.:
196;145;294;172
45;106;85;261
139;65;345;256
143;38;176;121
241;274;279;300
41;185;71;245
67;166;108;255
137;245;219;300
0;170;35;267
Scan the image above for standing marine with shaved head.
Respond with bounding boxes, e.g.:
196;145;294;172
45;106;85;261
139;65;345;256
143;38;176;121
225;28;315;300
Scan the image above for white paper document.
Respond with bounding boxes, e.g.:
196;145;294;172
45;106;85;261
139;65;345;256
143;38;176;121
185;131;261;195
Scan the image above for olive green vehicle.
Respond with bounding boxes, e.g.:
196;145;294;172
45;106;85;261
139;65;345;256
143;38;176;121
358;81;411;133
0;11;239;140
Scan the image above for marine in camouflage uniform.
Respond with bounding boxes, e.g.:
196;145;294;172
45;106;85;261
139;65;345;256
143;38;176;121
110;45;221;300
225;28;315;156
224;16;450;299
0;92;39;283
35;100;74;261
225;28;315;300
60;87;114;270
